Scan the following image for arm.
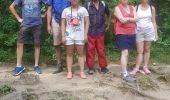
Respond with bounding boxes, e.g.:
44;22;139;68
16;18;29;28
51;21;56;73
61;18;66;43
9;2;22;23
84;16;90;42
105;4;111;31
127;6;138;22
151;6;158;41
47;6;52;34
114;6;128;24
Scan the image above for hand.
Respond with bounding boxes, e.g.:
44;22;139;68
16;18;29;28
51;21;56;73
62;37;66;44
119;18;128;24
47;25;53;35
84;34;87;43
18;18;23;23
154;34;159;41
105;26;109;32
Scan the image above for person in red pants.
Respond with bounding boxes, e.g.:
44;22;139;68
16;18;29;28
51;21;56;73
85;0;111;75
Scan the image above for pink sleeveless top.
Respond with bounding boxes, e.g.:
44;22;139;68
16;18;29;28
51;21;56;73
114;4;136;35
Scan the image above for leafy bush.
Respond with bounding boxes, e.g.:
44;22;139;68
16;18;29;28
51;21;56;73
0;0;170;64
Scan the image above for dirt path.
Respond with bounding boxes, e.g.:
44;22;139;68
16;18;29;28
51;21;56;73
0;63;170;100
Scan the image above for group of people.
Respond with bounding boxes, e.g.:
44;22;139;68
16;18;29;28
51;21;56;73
9;0;158;82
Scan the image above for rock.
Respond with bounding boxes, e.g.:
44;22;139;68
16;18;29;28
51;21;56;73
137;74;159;90
0;92;23;100
20;73;40;85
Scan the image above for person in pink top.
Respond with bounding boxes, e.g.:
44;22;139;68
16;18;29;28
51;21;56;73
114;0;137;82
130;0;158;75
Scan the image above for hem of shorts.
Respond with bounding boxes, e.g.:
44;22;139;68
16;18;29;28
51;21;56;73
115;46;136;50
65;43;85;46
136;39;154;42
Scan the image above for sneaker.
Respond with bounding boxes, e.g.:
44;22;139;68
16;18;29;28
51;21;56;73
13;66;25;76
121;74;136;82
53;63;63;74
87;68;95;75
34;66;42;74
101;68;109;74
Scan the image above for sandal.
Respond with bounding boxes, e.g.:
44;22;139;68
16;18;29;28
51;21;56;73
66;72;73;79
143;66;151;74
129;68;139;75
80;72;87;79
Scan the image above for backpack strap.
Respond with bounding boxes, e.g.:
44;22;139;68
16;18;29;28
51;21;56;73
101;1;106;7
136;4;139;12
150;5;153;14
87;2;91;10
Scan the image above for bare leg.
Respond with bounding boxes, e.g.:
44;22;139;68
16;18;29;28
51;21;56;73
16;42;24;66
143;41;151;74
66;45;74;79
75;44;86;79
55;45;61;64
130;42;144;75
120;49;129;76
34;45;40;66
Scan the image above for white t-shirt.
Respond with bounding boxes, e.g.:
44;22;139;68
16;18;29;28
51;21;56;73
62;6;89;41
136;5;153;29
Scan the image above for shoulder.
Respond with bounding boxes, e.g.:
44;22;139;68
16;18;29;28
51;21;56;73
115;5;121;12
114;6;119;10
80;6;88;11
151;5;155;11
129;5;135;9
63;7;70;13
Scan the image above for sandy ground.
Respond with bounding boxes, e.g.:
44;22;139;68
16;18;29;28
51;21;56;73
0;63;170;100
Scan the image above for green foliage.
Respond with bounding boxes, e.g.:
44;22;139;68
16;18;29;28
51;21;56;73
0;85;16;96
0;0;170;64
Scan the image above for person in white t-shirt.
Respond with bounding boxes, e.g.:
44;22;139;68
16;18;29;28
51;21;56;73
130;0;158;75
61;0;89;79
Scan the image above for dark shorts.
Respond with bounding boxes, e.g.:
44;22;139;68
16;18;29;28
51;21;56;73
17;25;41;45
115;34;136;50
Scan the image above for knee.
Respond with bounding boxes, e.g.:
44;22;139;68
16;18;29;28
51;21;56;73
78;53;84;58
144;48;150;53
67;52;73;57
137;50;143;54
122;49;129;57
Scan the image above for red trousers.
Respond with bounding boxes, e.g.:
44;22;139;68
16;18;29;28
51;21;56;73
86;35;107;68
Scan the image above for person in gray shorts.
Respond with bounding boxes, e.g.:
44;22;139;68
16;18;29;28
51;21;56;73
130;0;158;75
9;0;47;76
47;0;70;74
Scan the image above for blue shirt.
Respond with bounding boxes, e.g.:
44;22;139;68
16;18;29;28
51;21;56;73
47;0;70;23
14;0;47;27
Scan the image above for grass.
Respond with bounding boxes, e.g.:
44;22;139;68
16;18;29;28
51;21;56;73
0;85;16;96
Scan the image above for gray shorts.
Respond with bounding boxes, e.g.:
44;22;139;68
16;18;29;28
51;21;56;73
52;18;61;46
17;25;41;45
136;26;155;42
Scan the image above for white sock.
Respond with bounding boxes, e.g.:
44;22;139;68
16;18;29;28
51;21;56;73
16;65;22;67
34;65;39;67
122;70;128;77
